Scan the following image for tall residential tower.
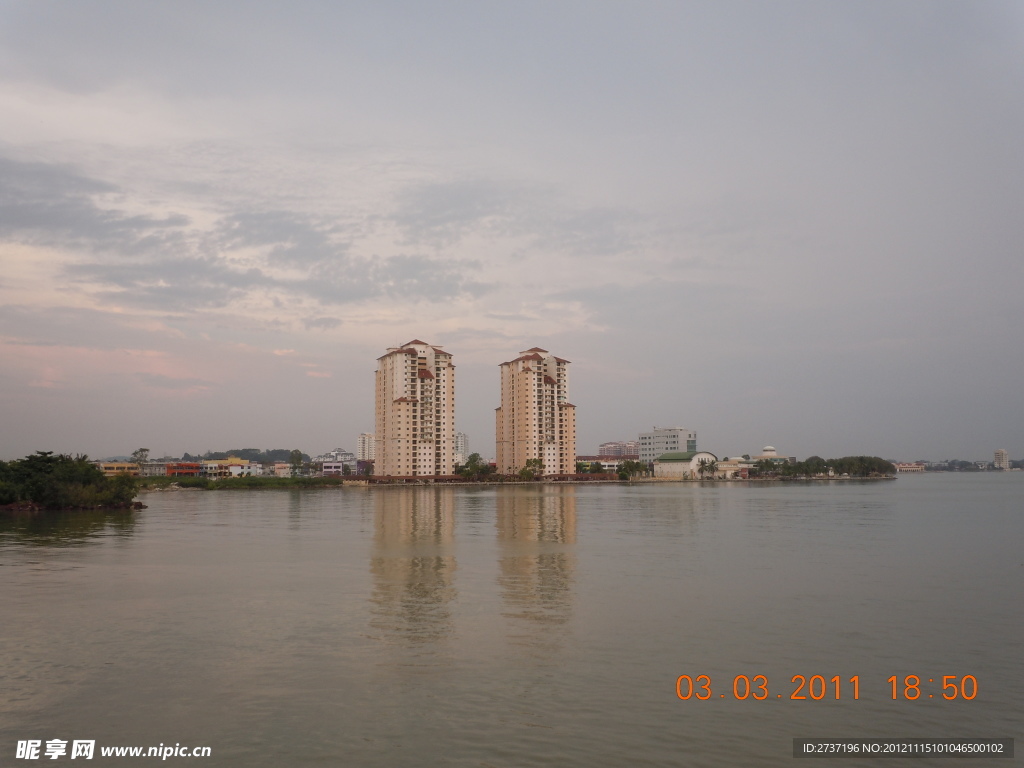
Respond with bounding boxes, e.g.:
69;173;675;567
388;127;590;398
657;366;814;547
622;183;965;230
375;340;456;476
495;347;576;475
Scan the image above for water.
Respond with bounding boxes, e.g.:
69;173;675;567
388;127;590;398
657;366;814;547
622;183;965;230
1;474;1021;766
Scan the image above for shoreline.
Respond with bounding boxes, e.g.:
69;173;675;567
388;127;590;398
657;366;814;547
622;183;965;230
138;475;896;492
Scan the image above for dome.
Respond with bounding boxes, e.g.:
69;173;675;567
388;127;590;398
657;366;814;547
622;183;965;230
762;446;777;454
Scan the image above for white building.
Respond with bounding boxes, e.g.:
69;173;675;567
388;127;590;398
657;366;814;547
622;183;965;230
653;451;721;479
994;449;1009;470
314;448;356;468
357;433;376;461
638;427;697;465
454;432;468;466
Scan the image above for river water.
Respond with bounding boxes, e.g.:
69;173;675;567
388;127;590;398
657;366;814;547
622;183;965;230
1;474;1021;766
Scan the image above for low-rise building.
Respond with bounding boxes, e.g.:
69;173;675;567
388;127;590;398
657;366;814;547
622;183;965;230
653;451;721;479
575;455;633;472
166;462;201;477
895;462;926;473
97;462;140;477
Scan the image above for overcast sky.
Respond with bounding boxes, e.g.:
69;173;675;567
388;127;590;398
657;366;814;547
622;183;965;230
1;1;1021;463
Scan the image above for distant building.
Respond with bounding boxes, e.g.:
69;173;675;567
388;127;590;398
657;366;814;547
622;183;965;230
314;449;356;474
138;462;168;477
375;339;456;477
895;462;926;473
357;433;376;461
753;446;791;465
454;432;468;466
166;462;201;477
496;347;576;476
994;449;1009;471
575;455;629;472
598;440;639;457
96;462;140;477
638;427;697;465
653;451;720;479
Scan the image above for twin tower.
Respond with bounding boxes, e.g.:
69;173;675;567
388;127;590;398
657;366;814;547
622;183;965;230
374;339;576;478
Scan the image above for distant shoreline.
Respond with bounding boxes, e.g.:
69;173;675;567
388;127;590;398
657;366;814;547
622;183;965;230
139;475;897;492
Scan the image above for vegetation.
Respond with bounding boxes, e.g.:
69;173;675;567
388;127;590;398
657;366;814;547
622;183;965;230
697;457;718;479
0;452;138;509
518;457;545;480
616;460;646;480
750;455;895;478
457;453;494;480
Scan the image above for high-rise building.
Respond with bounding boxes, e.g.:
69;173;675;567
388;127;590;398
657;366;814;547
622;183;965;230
638;427;697;464
495;347;576;475
994;449;1009;470
375;340;456;476
599;440;639;457
357;433;376;461
453;432;468;466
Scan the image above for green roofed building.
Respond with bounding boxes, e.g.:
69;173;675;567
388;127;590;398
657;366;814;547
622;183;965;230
653;451;719;479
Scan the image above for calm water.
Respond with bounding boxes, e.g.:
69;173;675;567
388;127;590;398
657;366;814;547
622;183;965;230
1;474;1021;766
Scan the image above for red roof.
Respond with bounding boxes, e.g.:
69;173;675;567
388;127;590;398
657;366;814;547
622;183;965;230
525;347;549;353
393;396;419;403
543;375;557;385
403;339;428;346
553;356;571;363
417;369;434;379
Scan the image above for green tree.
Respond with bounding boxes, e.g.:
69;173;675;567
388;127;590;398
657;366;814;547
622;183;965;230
289;449;303;477
697;458;718;479
575;461;589;474
459;453;491;479
130;448;150;465
518;457;544;480
616;459;646;480
589;461;605;474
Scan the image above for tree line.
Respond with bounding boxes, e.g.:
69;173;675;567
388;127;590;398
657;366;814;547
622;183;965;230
0;452;138;509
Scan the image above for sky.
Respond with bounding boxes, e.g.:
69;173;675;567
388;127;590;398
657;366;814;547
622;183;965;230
1;1;1022;463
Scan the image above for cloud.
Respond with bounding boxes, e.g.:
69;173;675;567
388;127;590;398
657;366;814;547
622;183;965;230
0;155;190;252
135;372;212;391
302;316;342;330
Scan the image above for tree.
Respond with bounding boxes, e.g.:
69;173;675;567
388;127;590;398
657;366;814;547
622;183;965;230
289;449;303;477
342;463;352;476
575;461;589;474
696;458;718;479
589;461;605;474
0;451;137;508
130;448;150;465
617;459;646;480
519;457;544;480
459;453;493;480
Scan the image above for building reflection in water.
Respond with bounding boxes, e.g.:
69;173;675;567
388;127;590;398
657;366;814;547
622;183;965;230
369;488;456;645
495;486;577;649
